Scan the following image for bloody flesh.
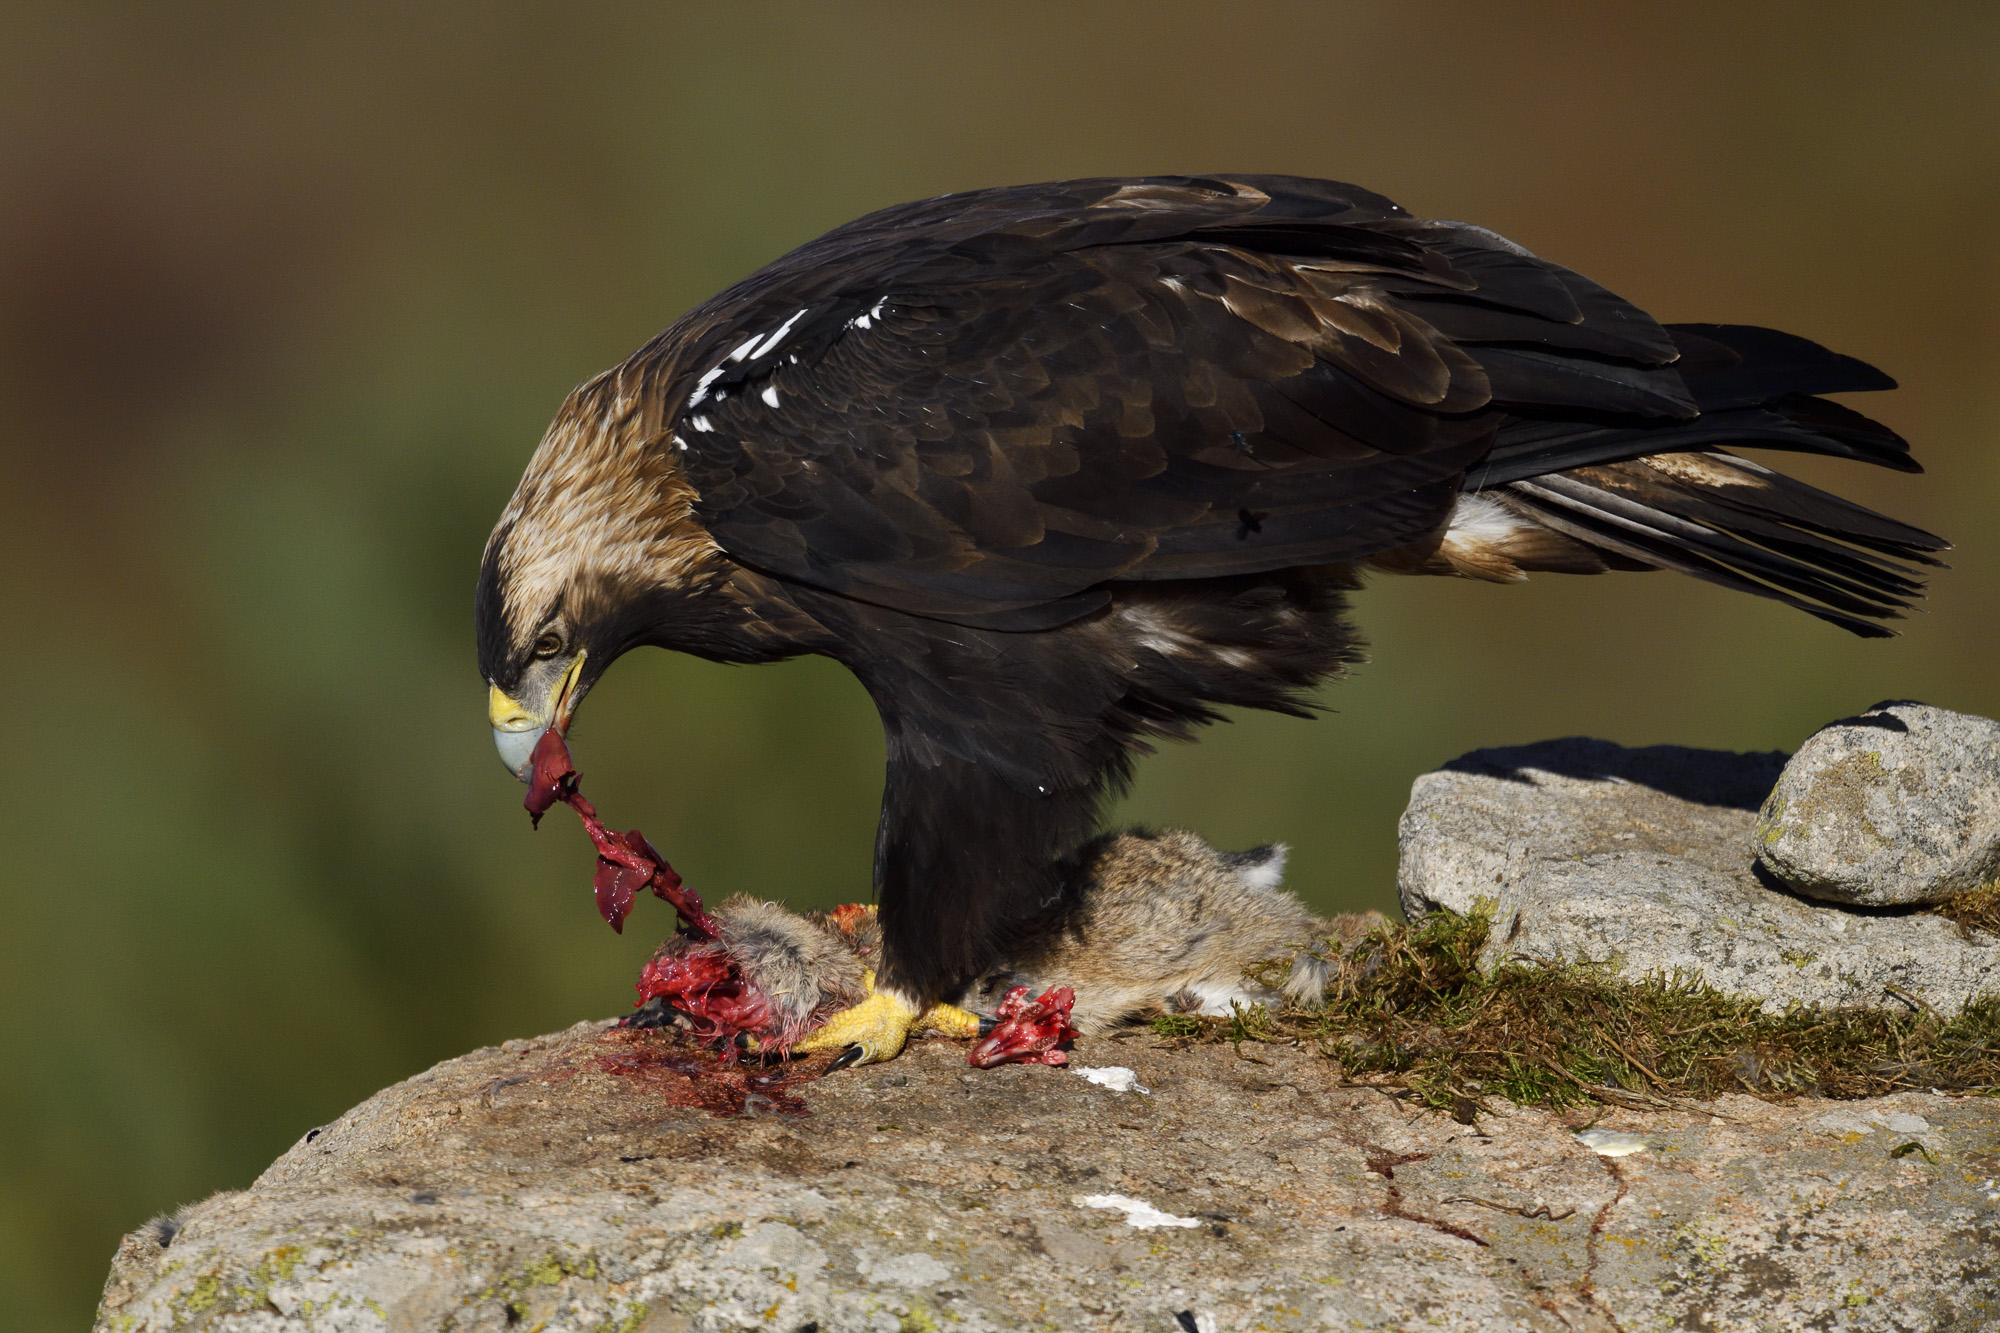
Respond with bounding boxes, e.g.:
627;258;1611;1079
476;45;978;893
526;728;1077;1071
595;1027;822;1117
524;727;720;938
631;943;781;1048
968;984;1078;1068
524;728;780;1052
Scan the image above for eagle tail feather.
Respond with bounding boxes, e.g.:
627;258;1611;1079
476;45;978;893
1425;319;1947;635
1494;451;1944;637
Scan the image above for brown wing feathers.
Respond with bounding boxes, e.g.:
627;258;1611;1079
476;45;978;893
633;175;1939;636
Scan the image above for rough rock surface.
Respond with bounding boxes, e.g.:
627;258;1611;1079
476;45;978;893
1399;738;2000;1015
96;1020;2000;1332
1756;701;2000;906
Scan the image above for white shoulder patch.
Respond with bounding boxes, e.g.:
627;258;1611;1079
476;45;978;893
688;363;726;407
747;307;809;361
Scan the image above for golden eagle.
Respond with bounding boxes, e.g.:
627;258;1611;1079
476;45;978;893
478;175;1943;1065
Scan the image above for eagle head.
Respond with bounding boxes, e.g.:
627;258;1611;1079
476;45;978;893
476;373;721;779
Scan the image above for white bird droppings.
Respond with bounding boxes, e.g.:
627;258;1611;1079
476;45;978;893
1072;1066;1149;1094
1574;1129;1650;1157
1076;1194;1200;1229
1812;1109;1934;1137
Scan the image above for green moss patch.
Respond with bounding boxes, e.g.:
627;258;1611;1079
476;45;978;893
1155;905;2000;1114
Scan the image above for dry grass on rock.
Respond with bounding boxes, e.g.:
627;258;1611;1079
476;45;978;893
1153;906;2000;1115
1928;882;2000;940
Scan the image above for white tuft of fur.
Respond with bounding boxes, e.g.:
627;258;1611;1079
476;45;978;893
1231;845;1288;891
1281;951;1336;1007
1188;984;1267;1017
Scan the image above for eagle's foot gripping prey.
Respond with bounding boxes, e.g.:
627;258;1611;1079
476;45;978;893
632;828;1374;1072
789;973;982;1069
533;727;1364;1073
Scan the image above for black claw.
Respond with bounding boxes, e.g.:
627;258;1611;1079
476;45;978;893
976;1016;998;1038
621;997;678;1030
826;1045;867;1073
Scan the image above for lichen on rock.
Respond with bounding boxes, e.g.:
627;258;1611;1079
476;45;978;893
1756;700;2000;906
1399;735;2000;1015
91;1020;2000;1332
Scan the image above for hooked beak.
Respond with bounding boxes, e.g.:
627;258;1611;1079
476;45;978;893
488;651;586;780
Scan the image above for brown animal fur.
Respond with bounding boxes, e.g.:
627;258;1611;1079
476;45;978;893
708;895;873;1038
649;828;1382;1041
960;829;1381;1033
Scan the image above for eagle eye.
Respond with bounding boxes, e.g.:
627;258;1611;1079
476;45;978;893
532;632;564;659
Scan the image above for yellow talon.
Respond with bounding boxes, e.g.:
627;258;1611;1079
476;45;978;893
790;970;984;1066
793;990;920;1065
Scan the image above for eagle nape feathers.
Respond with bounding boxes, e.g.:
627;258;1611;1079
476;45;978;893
477;174;1946;1065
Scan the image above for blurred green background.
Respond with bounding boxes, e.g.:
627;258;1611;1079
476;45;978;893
1;3;1995;1325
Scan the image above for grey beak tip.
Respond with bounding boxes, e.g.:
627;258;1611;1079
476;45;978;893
492;726;542;782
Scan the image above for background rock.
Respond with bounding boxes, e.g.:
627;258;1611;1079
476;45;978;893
1398;737;2000;1014
1756;701;2000;906
94;1020;2000;1332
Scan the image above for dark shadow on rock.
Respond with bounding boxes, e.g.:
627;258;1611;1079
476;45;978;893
1439;737;1788;811
1748;859;1924;919
1815;699;1926;735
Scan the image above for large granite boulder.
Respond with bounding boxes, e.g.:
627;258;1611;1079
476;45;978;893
1398;737;2000;1015
95;1021;2000;1332
1756;701;2000;906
